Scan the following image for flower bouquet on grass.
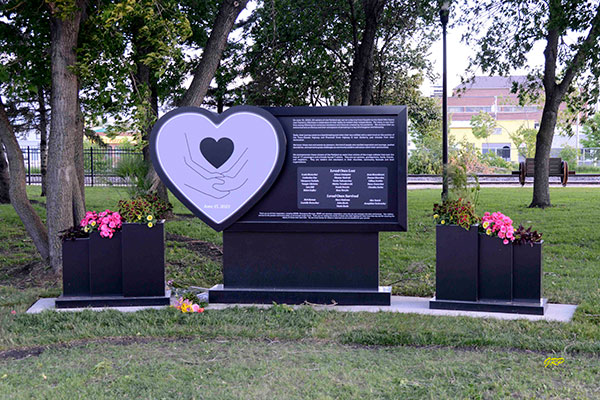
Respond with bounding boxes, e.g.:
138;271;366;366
173;297;205;313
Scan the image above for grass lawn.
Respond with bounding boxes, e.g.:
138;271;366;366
0;186;599;398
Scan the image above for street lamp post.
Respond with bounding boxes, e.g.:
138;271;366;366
440;1;450;202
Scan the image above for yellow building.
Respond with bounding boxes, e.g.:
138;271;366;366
91;128;136;148
448;76;541;163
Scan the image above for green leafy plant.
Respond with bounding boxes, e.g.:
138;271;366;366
114;155;150;197
480;152;514;171
408;146;442;174
59;226;89;241
510;125;537;158
142;192;172;219
513;224;543;246
447;161;480;207
433;198;480;230
117;192;172;226
560;145;578;168
470;111;496;141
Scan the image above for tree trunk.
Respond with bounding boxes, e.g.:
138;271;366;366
0;140;10;204
0;99;49;260
530;99;558;208
180;0;248;107
38;87;48;197
145;79;169;202
46;0;87;272
530;1;600;207
347;0;386;106
73;93;86;223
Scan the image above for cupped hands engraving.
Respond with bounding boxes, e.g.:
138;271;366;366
150;106;286;231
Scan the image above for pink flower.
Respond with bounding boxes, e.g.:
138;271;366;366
503;239;509;245
11;310;16;315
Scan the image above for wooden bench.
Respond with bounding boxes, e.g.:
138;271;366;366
512;157;572;186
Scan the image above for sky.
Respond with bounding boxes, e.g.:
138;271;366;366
424;20;547;95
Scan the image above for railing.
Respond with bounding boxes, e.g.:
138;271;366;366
20;147;143;187
18;146;600;186
580;148;600;166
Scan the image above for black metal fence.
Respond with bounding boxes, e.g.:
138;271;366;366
20;147;143;187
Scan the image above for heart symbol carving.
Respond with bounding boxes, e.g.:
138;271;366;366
200;137;234;169
150;106;286;231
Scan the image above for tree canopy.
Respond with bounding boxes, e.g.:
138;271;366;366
458;0;600;207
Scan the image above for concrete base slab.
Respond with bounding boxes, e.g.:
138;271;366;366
207;295;577;322
27;297;171;314
27;295;577;322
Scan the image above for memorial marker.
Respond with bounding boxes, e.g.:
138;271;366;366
151;105;407;305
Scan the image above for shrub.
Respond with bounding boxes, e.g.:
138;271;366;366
118;192;173;226
114;156;150;197
513;225;543;246
560;145;578;168
408;147;442;174
432;198;480;229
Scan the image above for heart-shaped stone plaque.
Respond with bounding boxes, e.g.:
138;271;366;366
150;106;286;231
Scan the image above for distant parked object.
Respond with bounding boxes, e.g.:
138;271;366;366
513;158;573;186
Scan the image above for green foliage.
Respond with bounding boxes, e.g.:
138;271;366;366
432;198;479;229
243;0;438;113
450;139;493;174
582;112;600;149
77;0;195;139
408;108;444;175
560;145;578;167
58;225;88;241
509;125;537;158
513;224;543;246
407;147;442;174
114;155;150;197
470;111;496;140
479;152;513;171
447;161;480;207
0;1;51;136
117;193;173;223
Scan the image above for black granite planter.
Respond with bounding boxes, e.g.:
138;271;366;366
435;224;479;301
431;228;546;315
478;234;513;301
121;222;165;297
89;231;123;295
62;238;90;296
512;241;543;302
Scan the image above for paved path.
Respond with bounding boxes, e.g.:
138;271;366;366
28;296;577;322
